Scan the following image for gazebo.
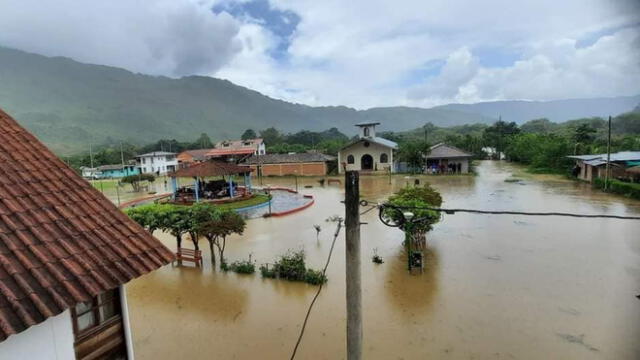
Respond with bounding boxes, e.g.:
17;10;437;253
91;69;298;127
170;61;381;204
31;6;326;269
168;160;253;203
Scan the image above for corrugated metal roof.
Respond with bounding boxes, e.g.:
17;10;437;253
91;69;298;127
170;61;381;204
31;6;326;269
135;151;176;157
426;143;473;159
340;137;398;151
0;109;174;342
243;153;335;165
568;151;640;162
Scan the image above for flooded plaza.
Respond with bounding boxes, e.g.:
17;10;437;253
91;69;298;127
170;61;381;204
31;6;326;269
125;161;640;360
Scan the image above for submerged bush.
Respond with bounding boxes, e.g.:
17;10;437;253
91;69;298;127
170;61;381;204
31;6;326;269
304;269;327;285
228;259;256;274
259;264;276;278
260;250;326;285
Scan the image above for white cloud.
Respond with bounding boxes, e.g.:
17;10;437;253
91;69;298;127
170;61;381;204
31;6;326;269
0;0;242;76
1;0;639;108
405;28;640;106
219;0;640;108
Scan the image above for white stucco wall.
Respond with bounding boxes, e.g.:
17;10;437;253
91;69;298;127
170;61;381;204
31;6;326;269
0;310;75;360
338;141;395;173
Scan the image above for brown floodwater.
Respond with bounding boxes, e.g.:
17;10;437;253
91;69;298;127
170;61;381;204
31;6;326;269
125;161;640;359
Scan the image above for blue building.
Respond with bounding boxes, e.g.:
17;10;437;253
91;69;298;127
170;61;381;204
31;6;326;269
96;164;140;178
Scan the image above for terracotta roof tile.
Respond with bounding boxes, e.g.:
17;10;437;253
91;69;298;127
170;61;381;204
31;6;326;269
0;108;174;342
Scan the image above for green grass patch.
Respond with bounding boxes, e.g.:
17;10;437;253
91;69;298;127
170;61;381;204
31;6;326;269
594;178;640;200
90;179;119;191
214;194;270;211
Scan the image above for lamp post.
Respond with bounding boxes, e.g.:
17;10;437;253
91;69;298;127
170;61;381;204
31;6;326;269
294;170;299;192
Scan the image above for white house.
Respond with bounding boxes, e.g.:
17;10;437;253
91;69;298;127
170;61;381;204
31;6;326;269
425;143;473;174
79;166;100;179
338;122;398;173
0;109;174;360
135;151;178;175
206;138;266;163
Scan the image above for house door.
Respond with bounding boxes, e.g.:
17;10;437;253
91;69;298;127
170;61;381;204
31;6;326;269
361;154;373;170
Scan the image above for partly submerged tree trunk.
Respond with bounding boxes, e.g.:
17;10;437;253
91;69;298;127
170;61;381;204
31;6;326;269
190;232;200;251
214;237;227;266
206;236;216;265
176;234;182;249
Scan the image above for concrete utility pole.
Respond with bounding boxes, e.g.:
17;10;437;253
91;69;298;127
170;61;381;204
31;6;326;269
344;171;362;360
604;115;612;191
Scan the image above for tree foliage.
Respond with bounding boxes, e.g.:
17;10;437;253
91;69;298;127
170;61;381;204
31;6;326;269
384;184;443;235
125;203;246;268
241;129;257;140
120;173;156;191
398;140;430;173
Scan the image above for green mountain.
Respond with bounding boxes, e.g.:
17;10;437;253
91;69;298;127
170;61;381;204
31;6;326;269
435;96;640;124
1;46;637;155
0;46;494;154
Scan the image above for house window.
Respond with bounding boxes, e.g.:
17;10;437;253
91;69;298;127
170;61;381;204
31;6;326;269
380;153;388;163
71;288;121;337
347;155;355;164
364;127;370;137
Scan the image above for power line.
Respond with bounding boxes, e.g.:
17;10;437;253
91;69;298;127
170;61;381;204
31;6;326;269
380;204;640;221
290;219;343;360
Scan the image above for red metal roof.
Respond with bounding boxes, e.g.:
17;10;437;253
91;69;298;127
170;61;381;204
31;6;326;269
0;109;174;342
170;160;252;178
205;148;256;157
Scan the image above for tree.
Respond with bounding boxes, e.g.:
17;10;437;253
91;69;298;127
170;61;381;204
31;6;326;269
259;127;282;145
241;129;257;140
195;209;246;267
161;206;195;250
121;173;155;191
398;140;429;173
193;133;213;149
483;120;520;157
520;118;556;134
383;184;443;246
190;203;222;263
573;123;597;144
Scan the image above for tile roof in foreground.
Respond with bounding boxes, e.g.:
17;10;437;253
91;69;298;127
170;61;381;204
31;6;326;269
0;109;174;342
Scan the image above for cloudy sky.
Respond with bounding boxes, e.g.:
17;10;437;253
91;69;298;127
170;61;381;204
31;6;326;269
1;0;639;109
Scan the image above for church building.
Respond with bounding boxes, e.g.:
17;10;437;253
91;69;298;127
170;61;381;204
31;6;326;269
338;122;398;173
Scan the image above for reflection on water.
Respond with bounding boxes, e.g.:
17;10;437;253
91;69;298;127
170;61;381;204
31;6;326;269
126;161;640;360
384;246;439;316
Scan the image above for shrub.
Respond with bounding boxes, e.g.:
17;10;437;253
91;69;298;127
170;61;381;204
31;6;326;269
304;269;327;285
260;250;327;285
228;259;256;274
259;264;276;278
594;178;640;199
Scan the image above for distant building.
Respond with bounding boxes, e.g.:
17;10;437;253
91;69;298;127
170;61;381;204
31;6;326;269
80;166;100;179
206;138;266;162
0;108;173;360
568;151;640;182
96;164;140;178
338;122;398;173
135;151;178;175
243;153;335;176
425;143;473;174
177;149;213;167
